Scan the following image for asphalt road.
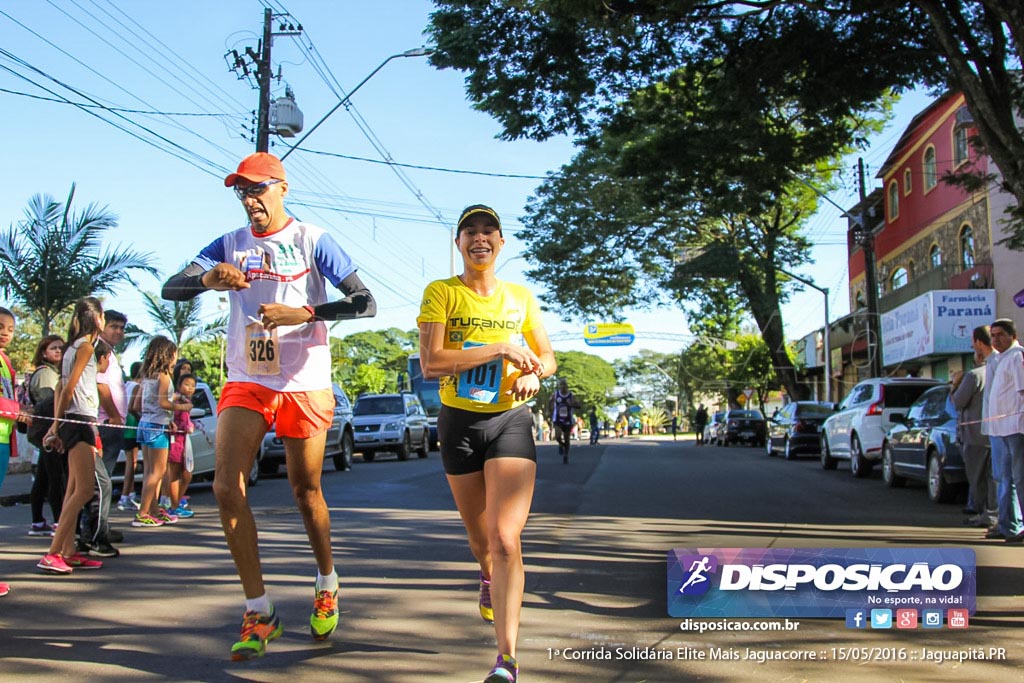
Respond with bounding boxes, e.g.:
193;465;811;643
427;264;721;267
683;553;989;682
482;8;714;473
0;436;1021;682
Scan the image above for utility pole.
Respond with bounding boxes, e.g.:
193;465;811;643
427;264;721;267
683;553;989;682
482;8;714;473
228;10;302;152
255;8;273;152
856;157;883;378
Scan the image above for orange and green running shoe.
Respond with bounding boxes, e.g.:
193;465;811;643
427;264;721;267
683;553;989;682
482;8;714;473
310;587;339;641
230;609;282;661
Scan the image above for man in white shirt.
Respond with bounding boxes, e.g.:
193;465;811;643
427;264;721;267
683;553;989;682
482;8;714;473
81;310;128;558
983;319;1024;541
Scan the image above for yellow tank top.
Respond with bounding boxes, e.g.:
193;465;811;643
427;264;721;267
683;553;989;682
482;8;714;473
417;276;542;413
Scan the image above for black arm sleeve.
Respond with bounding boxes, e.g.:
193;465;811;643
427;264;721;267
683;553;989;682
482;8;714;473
314;271;377;321
162;262;208;302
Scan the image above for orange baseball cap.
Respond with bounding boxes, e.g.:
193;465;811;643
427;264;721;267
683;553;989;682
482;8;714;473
223;152;286;187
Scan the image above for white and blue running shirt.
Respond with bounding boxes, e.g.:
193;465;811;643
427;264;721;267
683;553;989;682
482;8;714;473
193;218;355;391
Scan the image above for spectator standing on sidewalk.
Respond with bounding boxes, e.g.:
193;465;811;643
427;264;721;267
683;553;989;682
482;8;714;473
983;319;1024;542
0;307;33;593
951;325;996;528
38;297;107;574
27;335;65;537
693;404;709;446
589;407;600;444
83;309;129;559
118;362;143;511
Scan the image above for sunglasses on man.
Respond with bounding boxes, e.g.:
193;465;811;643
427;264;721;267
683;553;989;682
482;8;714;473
233;179;282;200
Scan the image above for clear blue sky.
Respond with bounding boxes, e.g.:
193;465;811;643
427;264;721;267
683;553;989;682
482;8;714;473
0;0;932;367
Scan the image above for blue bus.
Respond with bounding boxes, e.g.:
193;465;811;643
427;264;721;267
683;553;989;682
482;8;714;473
406;352;440;450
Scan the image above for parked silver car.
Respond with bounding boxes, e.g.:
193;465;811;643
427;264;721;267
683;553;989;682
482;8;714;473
112;382;262;487
352;392;430;462
260;383;356;473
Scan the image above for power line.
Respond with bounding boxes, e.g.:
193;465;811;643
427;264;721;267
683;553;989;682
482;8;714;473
0;8;237;171
297;146;550;179
0;55;223;178
0;85;240;116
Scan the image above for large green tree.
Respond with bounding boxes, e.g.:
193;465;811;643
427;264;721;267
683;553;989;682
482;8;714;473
679;332;778;410
329;328;419;393
0;184;157;334
613;350;680;408
517;56;888;399
429;1;1024;243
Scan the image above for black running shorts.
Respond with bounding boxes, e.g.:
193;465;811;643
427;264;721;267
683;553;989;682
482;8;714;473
438;403;536;475
58;412;98;452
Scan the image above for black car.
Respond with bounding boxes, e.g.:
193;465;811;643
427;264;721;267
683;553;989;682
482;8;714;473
880;385;967;503
721;409;767;447
766;402;835;459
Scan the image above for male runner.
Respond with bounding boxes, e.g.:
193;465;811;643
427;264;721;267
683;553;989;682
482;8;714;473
162;152;376;660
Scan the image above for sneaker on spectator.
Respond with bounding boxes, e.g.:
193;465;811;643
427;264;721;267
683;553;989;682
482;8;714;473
66;553;103;569
28;521;54;537
156;508;179;525
88;541;120;558
132;513;164;528
37;553;73;574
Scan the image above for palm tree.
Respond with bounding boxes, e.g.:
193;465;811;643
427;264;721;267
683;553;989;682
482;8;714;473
135;290;226;349
0;184;158;334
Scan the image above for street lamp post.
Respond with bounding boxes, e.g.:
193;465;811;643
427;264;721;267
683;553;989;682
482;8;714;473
280;47;433;161
778;269;831;402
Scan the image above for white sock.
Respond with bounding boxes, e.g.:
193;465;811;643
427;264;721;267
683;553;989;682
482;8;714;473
245;594;272;615
316;568;338;592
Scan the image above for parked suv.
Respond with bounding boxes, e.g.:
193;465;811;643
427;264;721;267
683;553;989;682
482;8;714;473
821;378;941;477
351;392;430;461
260;383;356;474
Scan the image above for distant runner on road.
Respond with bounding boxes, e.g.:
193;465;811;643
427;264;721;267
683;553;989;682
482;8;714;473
548;378;579;464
